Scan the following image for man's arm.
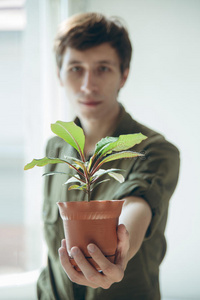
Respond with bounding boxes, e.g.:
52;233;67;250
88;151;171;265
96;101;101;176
58;196;152;289
118;196;152;267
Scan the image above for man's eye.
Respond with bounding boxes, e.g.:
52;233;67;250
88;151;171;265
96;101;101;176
98;66;110;72
70;66;82;72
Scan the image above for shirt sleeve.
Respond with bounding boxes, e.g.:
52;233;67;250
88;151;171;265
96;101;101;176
113;135;180;239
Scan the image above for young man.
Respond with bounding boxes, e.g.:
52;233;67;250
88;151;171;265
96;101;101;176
37;13;180;300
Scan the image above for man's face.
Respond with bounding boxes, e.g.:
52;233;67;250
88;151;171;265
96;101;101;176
58;43;129;121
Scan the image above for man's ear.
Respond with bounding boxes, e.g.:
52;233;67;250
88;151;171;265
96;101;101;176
57;67;64;86
120;68;129;88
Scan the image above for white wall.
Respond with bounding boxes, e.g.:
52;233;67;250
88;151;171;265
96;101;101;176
84;0;200;299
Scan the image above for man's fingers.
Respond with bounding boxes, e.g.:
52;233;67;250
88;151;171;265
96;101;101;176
71;246;104;287
115;224;130;268
58;240;109;288
61;238;66;248
71;246;94;272
87;244;114;275
117;224;130;253
87;244;123;285
58;238;126;289
58;242;86;285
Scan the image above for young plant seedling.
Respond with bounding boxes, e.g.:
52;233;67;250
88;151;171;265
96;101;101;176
24;121;147;201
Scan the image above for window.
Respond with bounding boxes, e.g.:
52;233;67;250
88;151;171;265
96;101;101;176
0;0;27;31
0;0;43;276
0;0;69;296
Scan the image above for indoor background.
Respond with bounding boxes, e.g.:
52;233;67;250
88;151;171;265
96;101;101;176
0;0;199;299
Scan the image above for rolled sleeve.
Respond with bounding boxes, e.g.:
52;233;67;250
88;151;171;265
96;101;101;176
113;138;180;239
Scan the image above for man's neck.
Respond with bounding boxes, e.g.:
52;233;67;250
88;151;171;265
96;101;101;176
79;104;120;156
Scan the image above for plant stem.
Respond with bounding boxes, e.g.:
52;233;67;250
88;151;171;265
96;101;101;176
90;155;103;176
84;174;91;202
87;187;91;202
82;165;91;202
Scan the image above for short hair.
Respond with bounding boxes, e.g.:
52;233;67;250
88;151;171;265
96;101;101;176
54;12;132;74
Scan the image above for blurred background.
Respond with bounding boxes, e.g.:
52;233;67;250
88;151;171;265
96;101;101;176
0;0;199;299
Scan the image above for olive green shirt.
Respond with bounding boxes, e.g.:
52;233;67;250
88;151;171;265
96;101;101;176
37;105;180;300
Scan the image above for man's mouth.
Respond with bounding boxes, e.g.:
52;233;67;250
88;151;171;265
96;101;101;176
79;100;102;107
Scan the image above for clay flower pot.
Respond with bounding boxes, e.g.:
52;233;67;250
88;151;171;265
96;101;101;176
57;200;124;271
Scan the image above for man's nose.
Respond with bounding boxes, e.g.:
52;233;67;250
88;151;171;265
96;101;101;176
80;70;97;93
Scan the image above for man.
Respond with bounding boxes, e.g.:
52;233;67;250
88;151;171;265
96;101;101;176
37;12;180;300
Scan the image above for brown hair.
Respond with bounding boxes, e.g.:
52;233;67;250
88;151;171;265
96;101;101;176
54;12;132;74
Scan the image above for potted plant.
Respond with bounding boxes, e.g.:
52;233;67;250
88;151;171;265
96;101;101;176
24;121;147;271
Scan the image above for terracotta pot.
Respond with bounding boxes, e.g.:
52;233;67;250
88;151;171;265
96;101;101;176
57;200;124;271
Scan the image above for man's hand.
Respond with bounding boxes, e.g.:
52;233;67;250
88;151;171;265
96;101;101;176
58;224;130;289
58;196;152;289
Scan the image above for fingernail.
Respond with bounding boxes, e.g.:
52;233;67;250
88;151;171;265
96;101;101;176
88;244;95;253
71;247;79;256
58;248;63;257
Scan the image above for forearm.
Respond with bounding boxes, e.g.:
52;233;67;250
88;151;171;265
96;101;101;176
119;196;152;262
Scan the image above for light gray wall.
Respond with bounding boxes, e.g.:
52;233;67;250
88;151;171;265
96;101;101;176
83;0;200;299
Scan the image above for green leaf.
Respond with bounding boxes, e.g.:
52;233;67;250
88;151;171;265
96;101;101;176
91;179;110;191
64;155;83;163
51;121;85;158
91;168;124;183
64;175;85;185
95;133;147;156
87;155;95;172
42;171;69;176
99;151;144;166
24;157;69;170
63;155;87;172
68;184;87;191
72;163;84;172
72;160;86;172
108;172;125;183
94;137;118;155
24;157;84;179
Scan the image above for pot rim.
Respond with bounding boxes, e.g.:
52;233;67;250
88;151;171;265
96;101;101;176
57;199;124;220
57;199;125;204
